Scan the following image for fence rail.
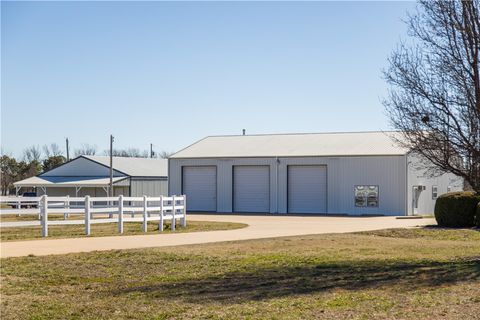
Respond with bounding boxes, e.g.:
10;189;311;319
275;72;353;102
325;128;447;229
0;195;187;237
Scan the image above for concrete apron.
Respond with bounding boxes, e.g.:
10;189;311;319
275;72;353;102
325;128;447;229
0;215;436;258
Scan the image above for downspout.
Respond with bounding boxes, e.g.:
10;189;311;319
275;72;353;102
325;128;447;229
405;153;409;216
276;157;279;214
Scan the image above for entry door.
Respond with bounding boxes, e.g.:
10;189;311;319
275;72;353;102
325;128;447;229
233;166;270;213
412;186;423;215
288;165;327;213
182;166;217;211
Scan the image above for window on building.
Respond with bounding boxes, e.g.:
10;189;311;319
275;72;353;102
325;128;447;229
432;186;438;199
355;185;379;207
355;186;366;207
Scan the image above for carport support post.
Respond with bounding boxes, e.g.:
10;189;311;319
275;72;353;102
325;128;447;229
41;195;48;237
181;195;187;227
171;196;176;231
142;195;148;233
159;195;164;232
85;196;91;236
118;195;124;234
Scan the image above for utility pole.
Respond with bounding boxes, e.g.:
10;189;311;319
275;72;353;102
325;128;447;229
150;143;154;158
66;138;70;161
110;135;114;197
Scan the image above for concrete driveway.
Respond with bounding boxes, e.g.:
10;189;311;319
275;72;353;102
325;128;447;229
0;214;436;258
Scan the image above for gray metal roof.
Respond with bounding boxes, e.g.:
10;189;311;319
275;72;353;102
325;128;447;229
171;131;408;158
84;156;168;177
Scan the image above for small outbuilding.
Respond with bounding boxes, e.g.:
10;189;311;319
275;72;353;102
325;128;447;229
14;155;168;197
169;131;463;216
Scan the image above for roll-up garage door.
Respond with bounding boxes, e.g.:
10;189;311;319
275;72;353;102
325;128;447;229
182;166;217;211
233;166;270;213
288;165;327;213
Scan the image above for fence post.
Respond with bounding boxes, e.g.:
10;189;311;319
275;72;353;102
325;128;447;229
159;195;164;232
118;195;124;234
181;195;187;227
17;199;21;217
37;198;41;220
171;196;176;231
64;195;70;220
142;195;148;233
85;196;91;236
41;195;48;237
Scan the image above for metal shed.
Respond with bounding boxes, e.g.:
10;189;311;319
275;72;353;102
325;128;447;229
14;155;168;197
169;131;463;216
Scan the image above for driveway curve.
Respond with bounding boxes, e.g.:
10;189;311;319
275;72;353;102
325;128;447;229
0;214;435;258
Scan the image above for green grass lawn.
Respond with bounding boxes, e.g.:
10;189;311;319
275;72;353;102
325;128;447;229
0;220;248;242
1;228;479;319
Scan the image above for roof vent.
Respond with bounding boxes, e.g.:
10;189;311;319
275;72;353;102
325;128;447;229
242;129;246;136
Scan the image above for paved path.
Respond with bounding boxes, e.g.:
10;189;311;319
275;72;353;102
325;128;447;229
0;215;435;258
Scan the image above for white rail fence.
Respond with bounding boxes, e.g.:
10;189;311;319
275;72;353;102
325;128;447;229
0;195;187;237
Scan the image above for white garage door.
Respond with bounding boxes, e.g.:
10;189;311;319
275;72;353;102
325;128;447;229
288;165;327;213
233;166;270;213
182;166;217;211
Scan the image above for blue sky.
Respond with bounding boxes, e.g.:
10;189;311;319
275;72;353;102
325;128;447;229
1;1;416;158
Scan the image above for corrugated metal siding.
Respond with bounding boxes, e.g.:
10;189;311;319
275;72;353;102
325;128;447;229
169;156;407;215
407;153;463;215
130;179;168;197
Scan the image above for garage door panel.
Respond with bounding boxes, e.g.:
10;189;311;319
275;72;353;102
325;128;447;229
288;165;327;213
182;166;216;211
234;166;270;213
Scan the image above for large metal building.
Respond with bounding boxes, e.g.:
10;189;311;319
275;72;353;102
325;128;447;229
169;131;463;216
14;155;168;197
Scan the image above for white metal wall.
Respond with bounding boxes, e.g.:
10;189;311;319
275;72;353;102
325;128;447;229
406;153;463;215
130;179;168;197
169;155;407;215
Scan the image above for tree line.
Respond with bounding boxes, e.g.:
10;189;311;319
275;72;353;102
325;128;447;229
1;143;172;195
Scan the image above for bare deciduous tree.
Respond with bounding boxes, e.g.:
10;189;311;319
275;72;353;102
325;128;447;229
383;0;480;192
157;150;173;159
43;143;63;158
23;146;42;163
104;148;151;158
74;144;97;156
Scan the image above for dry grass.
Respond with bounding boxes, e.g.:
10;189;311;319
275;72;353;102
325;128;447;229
1;227;479;319
0;220;247;242
358;226;480;241
0;214;85;222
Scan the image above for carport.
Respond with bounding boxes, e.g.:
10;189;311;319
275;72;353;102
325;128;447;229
13;176;130;197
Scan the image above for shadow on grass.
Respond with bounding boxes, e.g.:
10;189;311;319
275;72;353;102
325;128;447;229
112;258;480;303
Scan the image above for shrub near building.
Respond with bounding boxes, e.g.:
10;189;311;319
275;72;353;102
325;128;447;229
434;191;480;227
